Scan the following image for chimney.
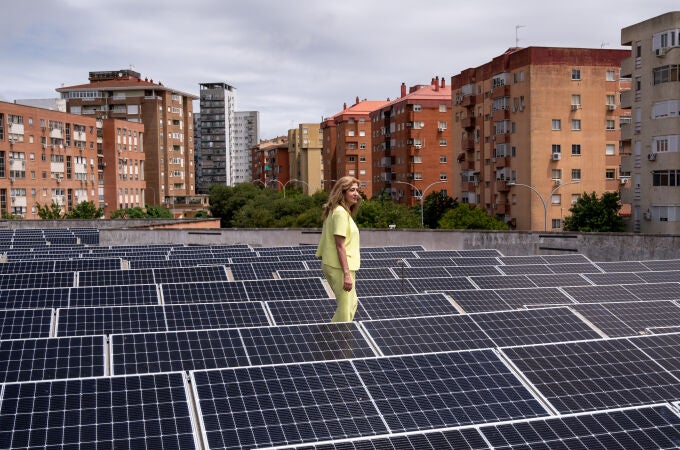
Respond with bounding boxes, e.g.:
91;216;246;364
355;96;359;105
400;82;406;98
435;76;440;91
343;102;347;110
441;77;446;88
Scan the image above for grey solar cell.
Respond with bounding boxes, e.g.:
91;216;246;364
165;302;270;330
642;259;680;271
161;281;248;304
501;338;680;413
69;284;160;307
78;268;155;287
0;287;70;309
636;270;680;283
359;292;458;320
547;262;602;274
469;307;602;347
497;264;553;275
563;284;637;303
526;273;591;287
581;272;647;285
0;308;53;339
498;256;546;265
361;314;494;355
0;335;105;383
447;289;509;313
0;373;198;449
596;261;651;272
480;405;680;450
56;305;168;336
623;282;680;300
470;274;537;290
496;287;575;308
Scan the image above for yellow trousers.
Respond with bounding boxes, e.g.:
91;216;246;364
322;264;358;322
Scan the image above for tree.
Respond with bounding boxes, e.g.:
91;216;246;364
356;193;421;228
36;201;64;219
110;207;147;219
209;183;263;227
563;191;625;232
145;204;174;218
64;201;103;219
422;190;458;229
438;204;509;230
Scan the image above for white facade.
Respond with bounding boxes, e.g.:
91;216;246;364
232;111;260;184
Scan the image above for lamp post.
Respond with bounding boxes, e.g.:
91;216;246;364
267;178;284;193
506;180;580;231
252;179;265;187
393;180;448;227
284;178;310;197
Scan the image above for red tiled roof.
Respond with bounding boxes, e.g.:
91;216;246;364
56;78;198;99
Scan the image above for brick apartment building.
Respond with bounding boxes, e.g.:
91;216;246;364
0;101;144;218
370;78;453;204
252;136;290;188
321;97;389;192
56;69;203;217
451;47;630;231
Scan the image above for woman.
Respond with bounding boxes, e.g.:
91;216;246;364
316;176;361;322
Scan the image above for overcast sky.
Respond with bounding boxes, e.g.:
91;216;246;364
1;0;675;138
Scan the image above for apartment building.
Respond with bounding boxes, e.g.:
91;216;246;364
287;124;323;194
56;69;199;216
233;111;260;184
321;97;389;192
196;82;236;192
620;12;680;233
0;101;138;218
252;136;290;188
451;47;629;231
370;78;453;204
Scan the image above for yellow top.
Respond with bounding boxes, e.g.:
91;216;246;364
316;205;360;270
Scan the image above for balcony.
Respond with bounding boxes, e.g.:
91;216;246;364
619;186;633;204
461;117;476;129
492;108;510;121
460;160;475;171
620;90;632;109
494;133;509;144
620;57;633;78
495;156;510;168
620;122;632;141
492;85;511;97
462;181;478;191
496;180;510;191
461;95;476;107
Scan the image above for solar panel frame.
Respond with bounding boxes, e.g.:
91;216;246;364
0;308;53;339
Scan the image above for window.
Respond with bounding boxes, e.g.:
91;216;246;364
571;69;581;80
605;169;616;179
439;104;447;112
552;144;561;154
606;94;616;107
606;70;616;81
440;155;447;163
571;94;581;108
359;143;366;150
551;169;562;181
551;218;562;229
412;104;422;112
572;144;581;155
605;144;616;155
551;194;561;205
572;194;580;204
571;169;581;180
440;173;448;181
359;130;366;137
411;155;422;163
439;139;447;146
652;170;680;186
606;119;616;131
552;119;561;130
348;131;355;137
359;156;366;162
348;156;356;162
571;119;581;131
413;172;423;180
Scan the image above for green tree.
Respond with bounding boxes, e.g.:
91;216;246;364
209;183;263;227
36;201;64;219
64;201;103;219
438;204;509;230
193;210;210;218
145;204;174;218
110;207;147;219
356;193;421;228
563;191;625;232
1;210;22;220
422;190;458;229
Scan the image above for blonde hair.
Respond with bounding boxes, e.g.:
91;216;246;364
322;176;361;220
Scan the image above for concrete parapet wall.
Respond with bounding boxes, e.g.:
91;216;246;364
98;228;680;262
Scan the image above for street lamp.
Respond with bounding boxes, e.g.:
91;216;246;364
267;178;284;193
393;180;448;227
284;178;310;197
506;180;580;231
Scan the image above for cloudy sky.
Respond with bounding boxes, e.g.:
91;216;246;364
1;0;675;138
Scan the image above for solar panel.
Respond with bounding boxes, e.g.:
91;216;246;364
0;372;198;449
227;263;258;280
111;328;249;375
358;258;408;269
498;256;546;265
623;282;680;301
497;264;553;275
501;338;680;413
628;332;680;378
596;261;651;272
68;284;160;307
152;265;229;284
470;274;537;290
576;301;680;337
414;250;460;258
351;351;548;432
569;303;637;337
469;307;602;347
56;305;167;336
546;262;602;274
161;281;248;304
78;268;155;287
636;270;680;283
242;278;329;301
361;314;495;356
358;293;459;320
562;284;637;303
525;273;591;287
276;268;325;279
0;335;105;383
447;290;509;313
480;404;680;450
0;260;55;274
0;287;70;309
54;257;122;272
239;322;377;365
407;277;476;292
449;257;502;266
541;254;592;264
0;308;53;339
0;271;75;289
582;272;646;285
457;249;503;257
404;257;455;268
356;279;419;296
642;259;680;271
191;360;390;449
444;265;502;277
164;302;271;330
266;299;370;325
495;287;575;309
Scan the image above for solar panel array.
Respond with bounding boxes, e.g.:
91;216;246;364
2;229;680;448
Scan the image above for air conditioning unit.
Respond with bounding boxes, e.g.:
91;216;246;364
10;197;15;203
552;153;561;161
414;144;422;149
438;127;445;132
620;178;629;185
643;211;652;220
648;153;657;161
656;48;667;57
9;177;15;183
607;104;616;110
56;178;61;184
571;104;580;110
552;178;562;185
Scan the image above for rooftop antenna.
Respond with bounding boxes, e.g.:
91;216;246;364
601;42;609;48
515;25;525;47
